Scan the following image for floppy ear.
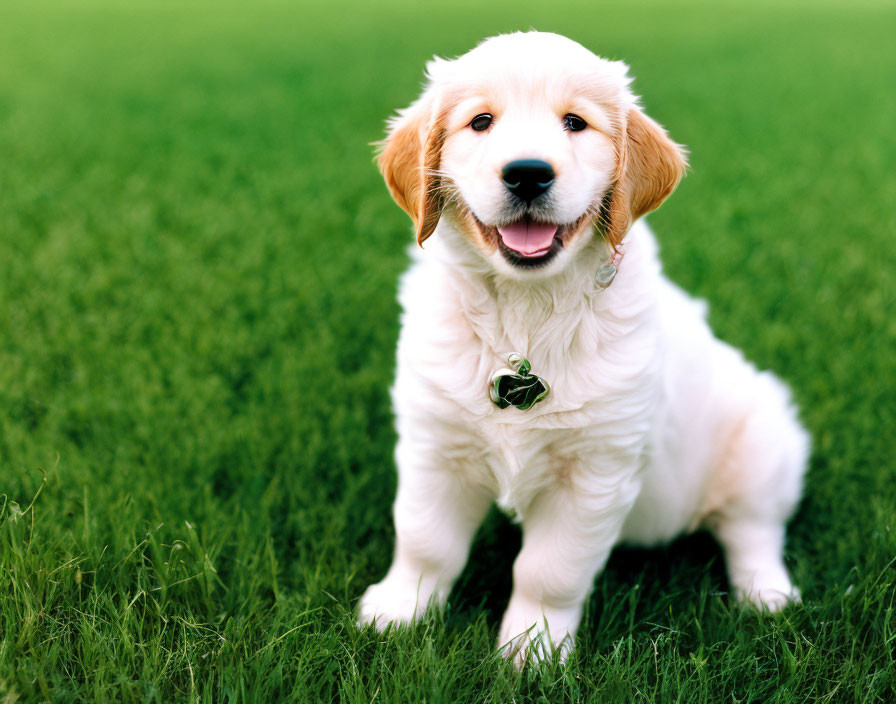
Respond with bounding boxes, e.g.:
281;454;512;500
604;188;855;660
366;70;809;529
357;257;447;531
604;108;687;247
377;99;448;246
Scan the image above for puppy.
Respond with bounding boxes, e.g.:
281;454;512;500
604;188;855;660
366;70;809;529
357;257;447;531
358;32;808;665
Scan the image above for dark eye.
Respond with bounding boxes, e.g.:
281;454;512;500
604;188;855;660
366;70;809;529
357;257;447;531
563;114;587;132
470;113;493;131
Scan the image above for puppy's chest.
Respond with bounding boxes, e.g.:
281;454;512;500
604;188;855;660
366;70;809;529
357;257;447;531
435;324;657;479
399;257;659;510
443;308;651;425
473;405;650;519
443;335;606;424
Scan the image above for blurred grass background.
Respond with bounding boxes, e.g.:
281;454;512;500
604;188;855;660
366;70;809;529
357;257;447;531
1;0;894;701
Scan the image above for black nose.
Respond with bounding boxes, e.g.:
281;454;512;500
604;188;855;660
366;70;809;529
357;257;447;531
501;159;555;203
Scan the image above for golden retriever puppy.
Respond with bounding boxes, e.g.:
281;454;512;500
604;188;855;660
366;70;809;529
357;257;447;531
358;31;808;666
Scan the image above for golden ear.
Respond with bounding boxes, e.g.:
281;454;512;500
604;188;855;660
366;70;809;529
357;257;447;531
604;108;687;247
377;102;447;246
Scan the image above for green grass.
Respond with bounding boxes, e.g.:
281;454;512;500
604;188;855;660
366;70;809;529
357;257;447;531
1;0;894;701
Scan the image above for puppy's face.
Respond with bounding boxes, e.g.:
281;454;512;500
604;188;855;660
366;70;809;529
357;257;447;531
379;32;686;278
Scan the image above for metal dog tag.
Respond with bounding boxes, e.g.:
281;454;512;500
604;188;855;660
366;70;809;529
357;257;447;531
488;354;550;410
594;262;618;290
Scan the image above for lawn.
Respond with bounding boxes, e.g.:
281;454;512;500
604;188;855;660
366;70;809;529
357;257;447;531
1;0;894;701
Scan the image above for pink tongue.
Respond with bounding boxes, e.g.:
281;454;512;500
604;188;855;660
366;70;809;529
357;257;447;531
496;220;559;256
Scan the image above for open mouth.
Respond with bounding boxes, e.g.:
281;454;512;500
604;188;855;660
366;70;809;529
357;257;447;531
473;214;588;268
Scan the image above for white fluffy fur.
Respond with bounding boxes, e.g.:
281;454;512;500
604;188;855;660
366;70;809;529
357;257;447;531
358;32;808;666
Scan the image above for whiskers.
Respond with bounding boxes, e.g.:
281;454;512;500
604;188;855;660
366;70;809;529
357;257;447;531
586;190;616;244
423;167;466;209
423;167;456;191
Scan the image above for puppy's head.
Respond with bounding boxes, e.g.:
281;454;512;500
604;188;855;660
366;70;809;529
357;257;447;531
378;32;686;278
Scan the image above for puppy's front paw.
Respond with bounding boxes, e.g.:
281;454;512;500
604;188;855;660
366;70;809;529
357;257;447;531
356;577;433;631
735;571;801;613
497;596;575;668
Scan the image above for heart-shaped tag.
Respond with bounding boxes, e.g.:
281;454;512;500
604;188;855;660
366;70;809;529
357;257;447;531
488;354;550;410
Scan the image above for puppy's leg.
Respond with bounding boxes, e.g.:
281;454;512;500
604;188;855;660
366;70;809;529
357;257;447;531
712;519;799;611
358;437;493;630
706;375;809;611
498;468;640;666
